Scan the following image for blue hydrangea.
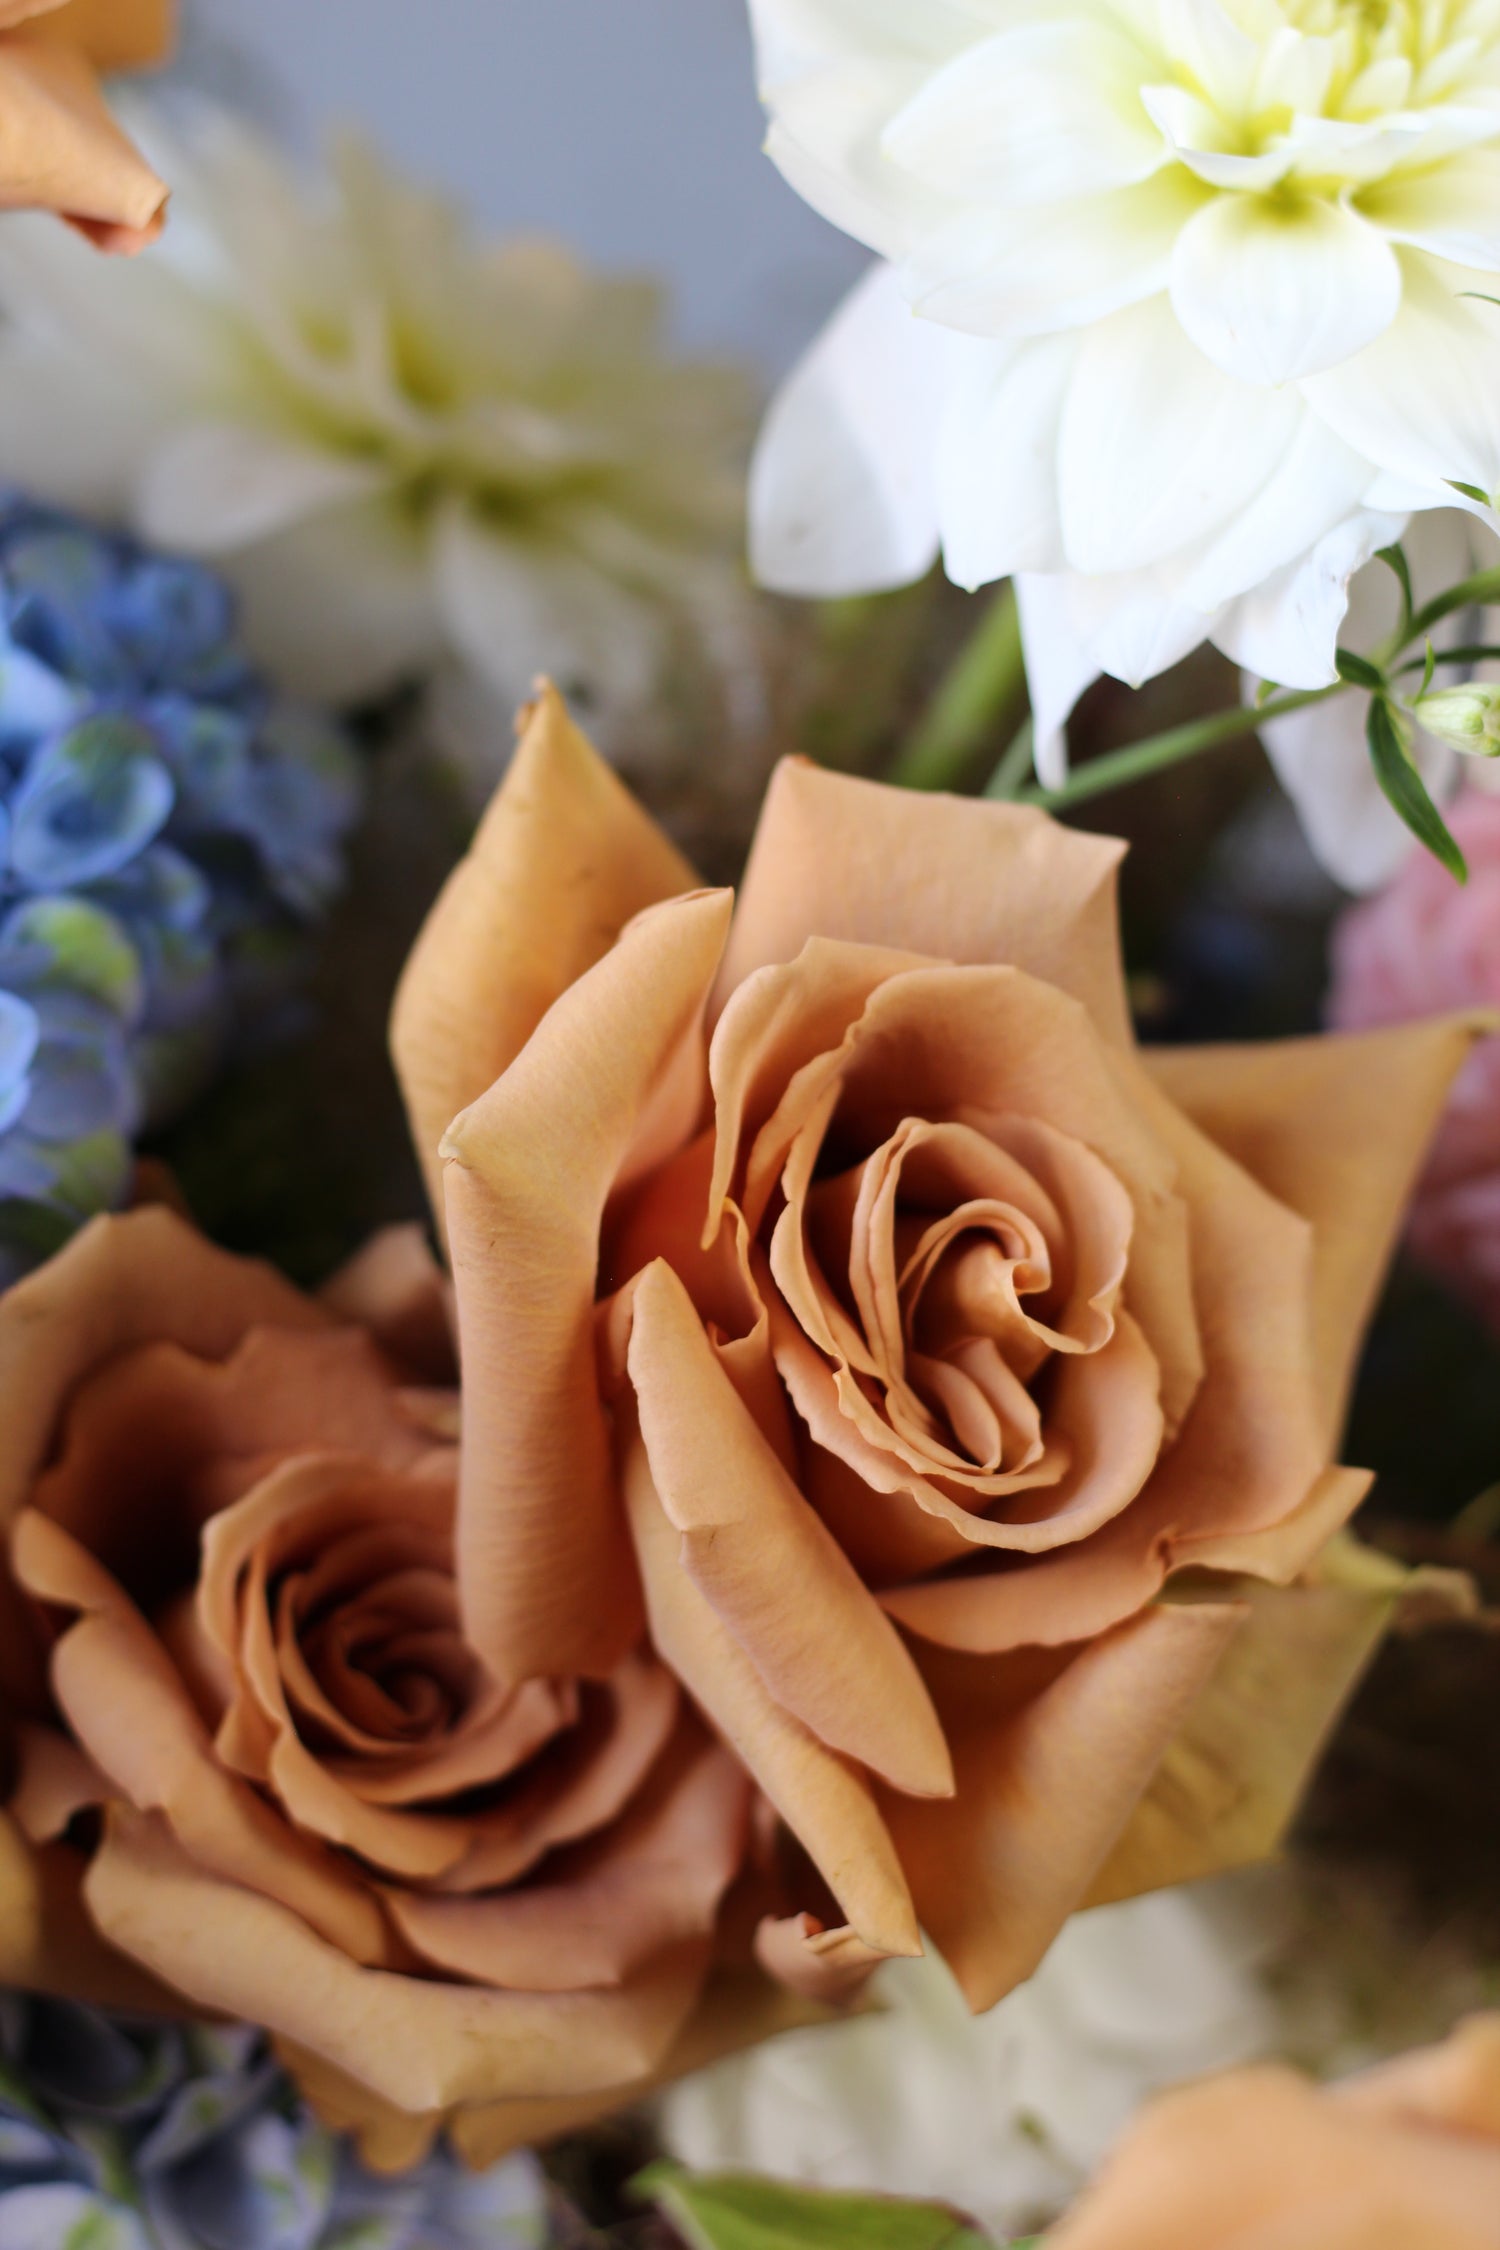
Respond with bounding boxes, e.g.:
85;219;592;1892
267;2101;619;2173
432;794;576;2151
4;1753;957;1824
0;493;363;1288
0;1995;552;2250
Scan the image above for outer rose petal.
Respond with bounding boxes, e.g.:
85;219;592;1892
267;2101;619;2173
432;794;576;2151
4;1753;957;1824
1086;1577;1395;1907
0;1809;173;2013
621;1395;922;1964
84;1809;715;2113
392;682;697;1226
0;37;167;251
440;887;732;1683
1145;1018;1483;1454
716;756;1134;1048
0;1210;329;1708
624;1257;953;1800
880;1603;1243;2012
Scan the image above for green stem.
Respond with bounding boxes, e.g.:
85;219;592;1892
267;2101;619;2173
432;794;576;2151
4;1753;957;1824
984;715;1036;800
1019;684;1342;812
889;582;1027;791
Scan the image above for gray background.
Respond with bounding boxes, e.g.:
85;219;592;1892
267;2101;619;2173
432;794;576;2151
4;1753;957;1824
188;0;865;376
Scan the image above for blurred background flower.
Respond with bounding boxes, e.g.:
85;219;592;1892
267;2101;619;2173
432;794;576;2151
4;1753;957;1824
1328;787;1500;1334
0;1992;551;2250
0;105;760;789
0;489;360;1284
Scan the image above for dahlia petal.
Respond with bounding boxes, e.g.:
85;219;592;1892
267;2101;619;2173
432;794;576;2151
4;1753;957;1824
883;24;1166;207
749;261;950;599
1361;147;1500;270
1059;295;1303;574
1303;256;1500;500
136;421;387;554
936;333;1074;587
1170;193;1402;386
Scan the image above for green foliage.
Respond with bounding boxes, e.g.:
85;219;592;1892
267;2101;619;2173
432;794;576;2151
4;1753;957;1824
635;2165;1000;2250
1365;696;1468;882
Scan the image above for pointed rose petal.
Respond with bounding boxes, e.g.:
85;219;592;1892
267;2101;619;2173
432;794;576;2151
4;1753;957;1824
1146;1017;1481;1452
442;887;731;1684
1088;1579;1394;1908
392;683;697;1226
622;1399;922;1963
716;756;1134;1046
881;1602;1243;2012
0;37;167;250
28;0;175;72
626;1257;953;1799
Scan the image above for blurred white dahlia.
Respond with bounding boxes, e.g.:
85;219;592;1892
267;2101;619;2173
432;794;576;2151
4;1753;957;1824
0;108;756;738
747;0;1500;864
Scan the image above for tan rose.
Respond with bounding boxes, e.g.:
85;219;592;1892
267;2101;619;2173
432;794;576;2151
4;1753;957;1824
1047;2017;1500;2250
0;1217;779;2167
0;685;1473;2167
0;0;173;252
390;686;1475;2013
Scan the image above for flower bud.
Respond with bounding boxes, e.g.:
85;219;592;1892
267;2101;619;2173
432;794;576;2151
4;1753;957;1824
1413;682;1500;755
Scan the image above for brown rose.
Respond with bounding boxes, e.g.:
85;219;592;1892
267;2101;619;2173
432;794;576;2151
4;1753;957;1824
389;686;1474;2013
0;685;1472;2165
0;1216;772;2166
1047;2016;1500;2250
0;0;173;252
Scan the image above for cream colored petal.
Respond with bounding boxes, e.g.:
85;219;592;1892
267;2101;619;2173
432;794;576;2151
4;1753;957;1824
1146;1017;1480;1455
622;1401;921;1962
386;1730;749;1992
391;682;698;1228
0;1208;329;1536
626;1258;953;1800
0;38;166;249
11;1508;391;1963
716;758;1133;1046
880;1602;1244;2013
1087;1579;1396;1908
441;887;731;1684
86;1808;713;2112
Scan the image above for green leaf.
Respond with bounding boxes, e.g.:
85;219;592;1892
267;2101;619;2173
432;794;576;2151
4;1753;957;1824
634;2165;996;2250
1366;697;1468;882
1446;478;1494;508
1335;647;1385;691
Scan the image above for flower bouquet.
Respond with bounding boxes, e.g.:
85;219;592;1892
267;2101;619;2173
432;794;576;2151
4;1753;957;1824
0;5;1496;2247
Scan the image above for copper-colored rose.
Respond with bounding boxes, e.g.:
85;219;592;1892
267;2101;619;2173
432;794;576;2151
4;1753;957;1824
0;1216;769;2165
390;688;1474;2012
0;0;174;252
0;685;1474;2164
1047;2017;1500;2250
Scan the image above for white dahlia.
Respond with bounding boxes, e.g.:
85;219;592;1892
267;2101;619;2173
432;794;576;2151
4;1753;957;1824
0;107;755;738
747;0;1500;883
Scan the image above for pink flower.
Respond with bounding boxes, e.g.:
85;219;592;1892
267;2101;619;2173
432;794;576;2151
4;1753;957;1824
1329;791;1500;1330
